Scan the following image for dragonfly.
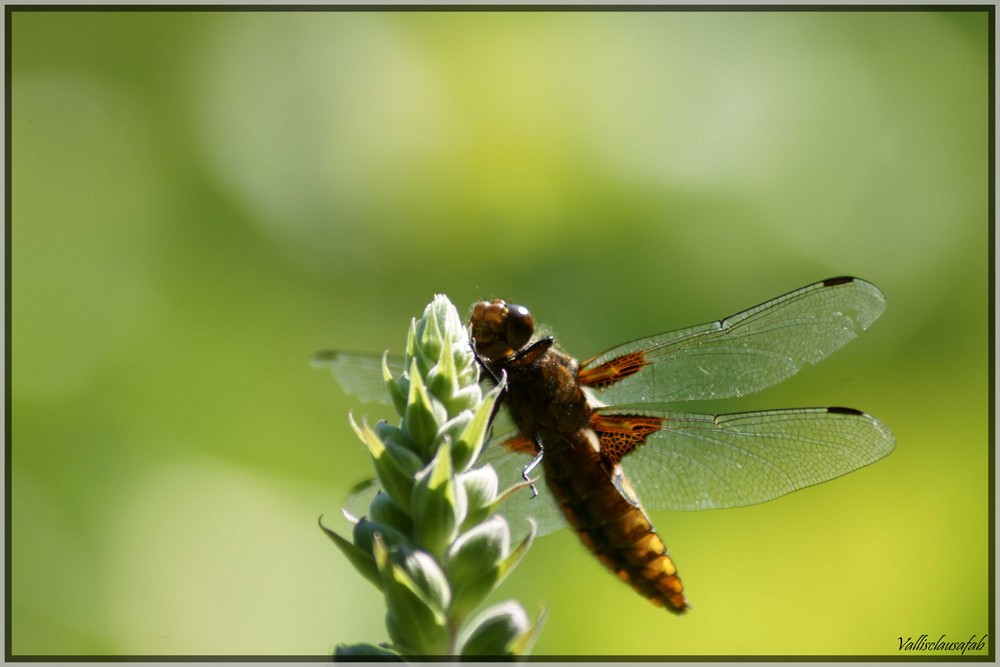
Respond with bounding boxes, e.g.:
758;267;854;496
319;277;895;614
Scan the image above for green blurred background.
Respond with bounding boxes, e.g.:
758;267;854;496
10;9;989;657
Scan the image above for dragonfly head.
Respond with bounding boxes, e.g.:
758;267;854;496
470;299;535;361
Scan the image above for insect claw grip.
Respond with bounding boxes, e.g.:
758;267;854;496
522;435;545;498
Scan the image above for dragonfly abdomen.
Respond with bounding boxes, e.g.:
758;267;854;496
543;429;689;614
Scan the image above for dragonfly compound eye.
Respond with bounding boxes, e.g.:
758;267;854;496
505;304;535;350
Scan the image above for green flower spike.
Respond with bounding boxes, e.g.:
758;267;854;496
321;295;543;658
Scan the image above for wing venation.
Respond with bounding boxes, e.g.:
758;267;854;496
312;350;405;406
596;405;895;511
581;277;886;404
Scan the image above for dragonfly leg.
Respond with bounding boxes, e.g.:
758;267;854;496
469;325;504;386
485;369;508;432
522;434;544;498
468;326;510;431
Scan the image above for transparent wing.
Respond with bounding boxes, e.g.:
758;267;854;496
582;277;886;404
343;477;382;520
604;405;895;511
312;350;405;405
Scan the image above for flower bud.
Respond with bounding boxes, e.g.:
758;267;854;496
458;601;535;657
402;362;445;457
410;440;466;557
445;516;510;620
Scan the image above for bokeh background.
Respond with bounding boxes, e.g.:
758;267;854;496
10;8;990;657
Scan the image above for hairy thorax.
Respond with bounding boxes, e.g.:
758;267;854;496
504;347;593;451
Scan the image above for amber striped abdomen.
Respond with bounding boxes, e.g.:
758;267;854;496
542;429;689;614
